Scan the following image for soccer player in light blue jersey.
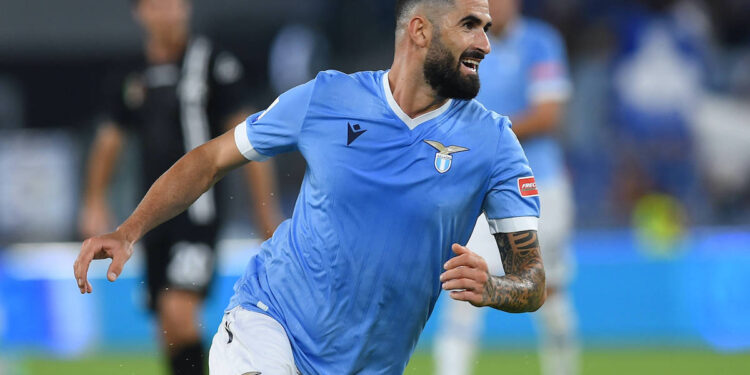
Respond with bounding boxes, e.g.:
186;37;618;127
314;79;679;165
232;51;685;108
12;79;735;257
74;0;547;373
435;1;579;375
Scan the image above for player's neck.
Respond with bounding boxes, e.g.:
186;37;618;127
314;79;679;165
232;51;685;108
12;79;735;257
145;31;188;64
387;63;449;119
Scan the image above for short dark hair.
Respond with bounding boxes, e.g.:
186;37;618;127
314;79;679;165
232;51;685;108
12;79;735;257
394;0;454;27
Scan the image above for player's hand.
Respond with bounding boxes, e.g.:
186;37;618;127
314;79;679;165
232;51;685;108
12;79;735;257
79;197;114;239
73;230;134;294
440;243;492;307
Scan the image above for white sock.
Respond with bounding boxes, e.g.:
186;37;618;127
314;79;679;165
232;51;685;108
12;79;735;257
534;291;580;375
434;298;484;375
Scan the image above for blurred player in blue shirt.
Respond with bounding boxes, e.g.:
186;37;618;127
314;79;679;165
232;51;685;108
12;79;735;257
74;1;548;374
435;1;579;374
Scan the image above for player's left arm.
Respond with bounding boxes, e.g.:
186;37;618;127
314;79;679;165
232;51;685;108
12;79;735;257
441;232;545;313
441;115;546;312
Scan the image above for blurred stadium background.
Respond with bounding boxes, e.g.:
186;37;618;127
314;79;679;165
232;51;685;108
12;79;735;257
1;0;749;374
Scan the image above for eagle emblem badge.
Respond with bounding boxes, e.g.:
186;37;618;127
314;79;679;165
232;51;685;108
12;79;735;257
424;140;469;173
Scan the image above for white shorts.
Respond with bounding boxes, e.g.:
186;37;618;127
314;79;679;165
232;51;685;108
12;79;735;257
468;177;574;287
209;306;300;375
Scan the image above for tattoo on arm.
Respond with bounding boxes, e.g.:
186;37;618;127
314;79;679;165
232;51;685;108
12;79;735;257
482;230;546;312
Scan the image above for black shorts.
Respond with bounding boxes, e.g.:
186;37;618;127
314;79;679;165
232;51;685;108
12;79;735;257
142;213;219;311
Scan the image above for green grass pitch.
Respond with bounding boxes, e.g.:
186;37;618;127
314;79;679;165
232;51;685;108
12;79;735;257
15;349;750;374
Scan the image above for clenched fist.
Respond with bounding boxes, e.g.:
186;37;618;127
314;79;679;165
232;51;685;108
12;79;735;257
440;243;495;307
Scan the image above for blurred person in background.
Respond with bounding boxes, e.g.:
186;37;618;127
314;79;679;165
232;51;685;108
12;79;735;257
78;0;282;374
609;0;710;223
434;0;578;374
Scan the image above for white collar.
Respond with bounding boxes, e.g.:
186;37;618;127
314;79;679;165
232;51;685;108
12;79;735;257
382;71;453;130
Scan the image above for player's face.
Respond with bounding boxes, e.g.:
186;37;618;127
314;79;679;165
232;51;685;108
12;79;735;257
488;0;520;30
424;0;492;99
135;0;190;39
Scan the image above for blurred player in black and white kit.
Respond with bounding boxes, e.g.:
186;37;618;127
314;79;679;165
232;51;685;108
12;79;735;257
78;0;282;374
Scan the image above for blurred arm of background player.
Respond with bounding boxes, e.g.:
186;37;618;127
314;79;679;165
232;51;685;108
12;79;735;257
506;15;572;142
508;100;564;141
79;121;125;238
78;113;283;240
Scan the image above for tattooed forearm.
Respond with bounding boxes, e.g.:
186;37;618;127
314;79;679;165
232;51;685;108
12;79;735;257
482;230;546;313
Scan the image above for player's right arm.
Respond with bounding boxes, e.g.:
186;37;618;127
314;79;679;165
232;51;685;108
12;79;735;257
79;122;126;238
73;128;249;294
74;77;315;294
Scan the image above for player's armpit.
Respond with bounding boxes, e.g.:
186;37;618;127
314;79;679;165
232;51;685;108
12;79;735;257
224;112;283;239
484;230;546;313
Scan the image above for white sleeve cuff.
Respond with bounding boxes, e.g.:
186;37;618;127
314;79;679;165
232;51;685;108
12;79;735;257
528;80;572;104
487;216;539;234
234;122;270;162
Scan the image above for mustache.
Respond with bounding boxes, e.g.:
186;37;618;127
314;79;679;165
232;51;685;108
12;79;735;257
460;49;486;60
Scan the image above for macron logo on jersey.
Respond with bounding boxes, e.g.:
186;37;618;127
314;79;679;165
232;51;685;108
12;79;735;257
518;177;539;197
347;122;367;146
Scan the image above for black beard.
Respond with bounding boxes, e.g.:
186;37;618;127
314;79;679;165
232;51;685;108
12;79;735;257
423;37;481;100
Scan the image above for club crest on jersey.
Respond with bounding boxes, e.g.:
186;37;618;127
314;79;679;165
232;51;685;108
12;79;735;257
518;176;539;197
424;140;469;174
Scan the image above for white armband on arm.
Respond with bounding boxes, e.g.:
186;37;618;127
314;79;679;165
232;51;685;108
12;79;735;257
487;216;539;234
234;122;270;162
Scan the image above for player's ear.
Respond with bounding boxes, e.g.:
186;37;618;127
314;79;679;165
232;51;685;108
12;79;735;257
407;15;432;48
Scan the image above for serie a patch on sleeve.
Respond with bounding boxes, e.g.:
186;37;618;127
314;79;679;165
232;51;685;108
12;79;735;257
517;176;539;197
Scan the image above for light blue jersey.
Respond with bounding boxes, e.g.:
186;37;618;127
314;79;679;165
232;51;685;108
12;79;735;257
477;18;571;182
229;70;539;374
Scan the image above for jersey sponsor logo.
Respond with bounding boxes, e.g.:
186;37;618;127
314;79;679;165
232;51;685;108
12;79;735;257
424;140;469;174
347;122;367;146
517;176;539;197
